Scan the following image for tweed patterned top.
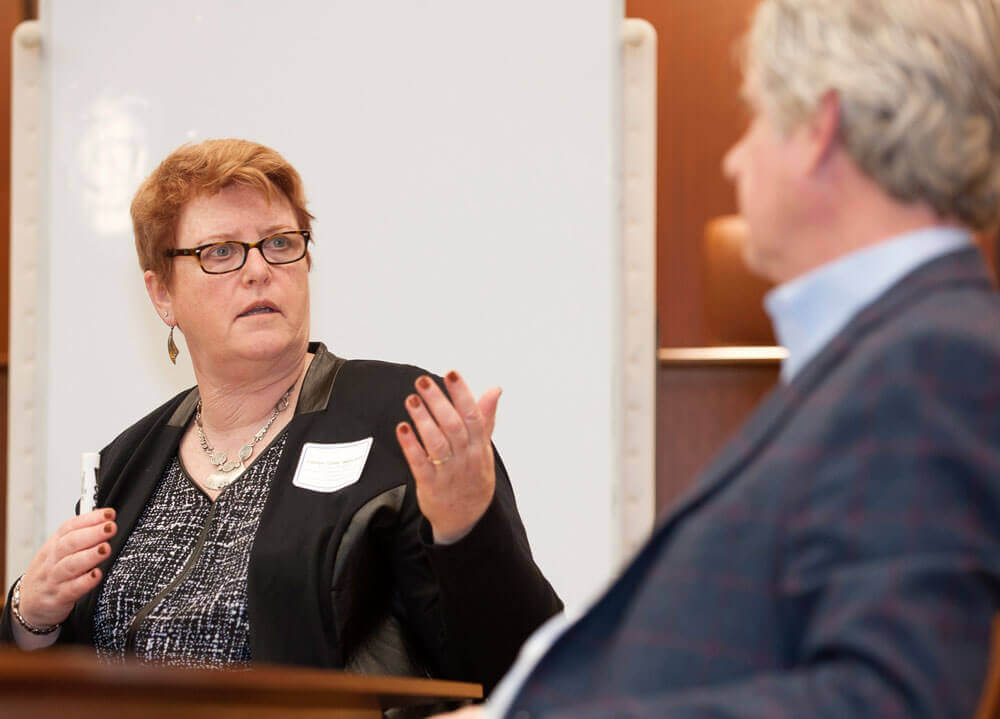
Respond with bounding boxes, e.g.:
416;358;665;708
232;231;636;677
92;432;287;667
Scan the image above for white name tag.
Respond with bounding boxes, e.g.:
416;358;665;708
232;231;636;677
292;438;374;493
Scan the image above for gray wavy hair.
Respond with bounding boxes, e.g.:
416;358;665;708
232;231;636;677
744;0;1000;229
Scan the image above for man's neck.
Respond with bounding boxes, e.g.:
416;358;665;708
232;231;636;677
771;183;954;285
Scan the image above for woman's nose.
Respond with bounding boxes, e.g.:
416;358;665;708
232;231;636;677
240;245;272;284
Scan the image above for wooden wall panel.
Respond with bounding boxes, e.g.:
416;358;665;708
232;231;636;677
0;368;6;586
626;0;761;347
656;362;777;513
0;0;29;587
0;0;21;361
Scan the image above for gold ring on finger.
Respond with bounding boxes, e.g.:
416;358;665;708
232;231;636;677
430;453;453;466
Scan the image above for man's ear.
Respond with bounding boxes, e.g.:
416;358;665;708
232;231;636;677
144;270;174;326
803;90;842;174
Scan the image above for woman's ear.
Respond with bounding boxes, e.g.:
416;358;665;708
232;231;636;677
144;270;173;325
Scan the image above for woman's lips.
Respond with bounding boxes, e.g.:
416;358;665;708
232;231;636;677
238;306;278;318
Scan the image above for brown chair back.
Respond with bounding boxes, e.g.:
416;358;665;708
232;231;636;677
702;215;776;346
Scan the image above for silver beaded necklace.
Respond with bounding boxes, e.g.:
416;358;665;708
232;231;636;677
196;383;294;491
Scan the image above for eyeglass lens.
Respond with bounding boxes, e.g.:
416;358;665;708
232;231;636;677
201;232;307;273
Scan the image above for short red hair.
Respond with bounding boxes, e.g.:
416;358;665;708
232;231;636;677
131;138;314;284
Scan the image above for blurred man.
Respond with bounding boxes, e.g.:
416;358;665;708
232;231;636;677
445;0;1000;717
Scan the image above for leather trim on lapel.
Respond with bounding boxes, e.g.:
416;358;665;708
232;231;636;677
297;342;347;414
167;342;347;423
166;387;200;427
327;486;409;670
331;485;407;590
656;247;993;534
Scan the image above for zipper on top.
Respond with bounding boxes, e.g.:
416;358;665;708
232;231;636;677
125;499;220;653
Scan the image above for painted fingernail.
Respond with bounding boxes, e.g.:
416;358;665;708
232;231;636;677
90;569;99;579
103;522;114;534
417;376;432;390
407;394;421;409
446;370;460;383
98;543;109;556
397;422;411;435
103;509;115;520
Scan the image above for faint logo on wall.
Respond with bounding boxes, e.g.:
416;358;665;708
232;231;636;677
76;96;150;236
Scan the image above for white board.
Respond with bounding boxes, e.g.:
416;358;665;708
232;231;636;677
9;0;634;612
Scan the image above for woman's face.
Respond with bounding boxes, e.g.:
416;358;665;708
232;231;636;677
159;183;311;373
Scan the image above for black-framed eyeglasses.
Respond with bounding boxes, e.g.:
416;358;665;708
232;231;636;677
164;229;311;275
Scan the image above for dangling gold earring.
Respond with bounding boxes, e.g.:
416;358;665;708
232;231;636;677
167;326;180;364
165;312;180;364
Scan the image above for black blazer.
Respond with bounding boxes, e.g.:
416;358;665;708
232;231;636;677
2;343;562;692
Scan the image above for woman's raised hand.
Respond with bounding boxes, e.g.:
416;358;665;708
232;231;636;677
430;706;484;719
17;509;117;630
396;371;501;544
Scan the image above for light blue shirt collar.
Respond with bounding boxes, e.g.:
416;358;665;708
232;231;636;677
764;226;973;383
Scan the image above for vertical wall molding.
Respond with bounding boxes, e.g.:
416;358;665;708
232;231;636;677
618;18;657;564
7;19;43;586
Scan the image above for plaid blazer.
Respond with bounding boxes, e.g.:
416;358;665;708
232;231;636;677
508;248;1000;719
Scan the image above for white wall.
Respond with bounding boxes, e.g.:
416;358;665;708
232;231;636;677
16;0;626;610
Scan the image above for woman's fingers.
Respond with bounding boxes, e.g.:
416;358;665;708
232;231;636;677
476;386;502;438
396;371;500;545
405;391;456;462
54;508;115;540
430;706;484;719
19;510;116;628
53;541;111;584
403;373;502;463
55;520;116;561
441;371;492;445
59;566;104;604
415;375;472;452
40;560;103;610
19;560;102;628
396;421;434;478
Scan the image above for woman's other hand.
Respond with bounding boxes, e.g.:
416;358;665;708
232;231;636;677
430;705;485;719
17;509;117;631
396;371;501;545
